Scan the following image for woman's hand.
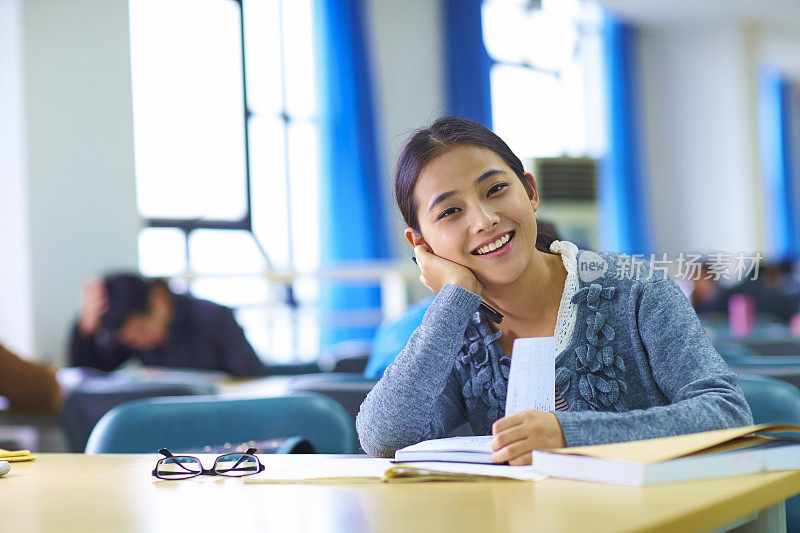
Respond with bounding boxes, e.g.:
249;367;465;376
490;410;566;465
414;244;482;295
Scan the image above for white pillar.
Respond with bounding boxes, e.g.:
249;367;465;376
22;0;140;363
0;0;34;356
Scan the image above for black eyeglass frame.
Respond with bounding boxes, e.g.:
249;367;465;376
152;447;265;480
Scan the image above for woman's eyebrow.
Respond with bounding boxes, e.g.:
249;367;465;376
427;169;507;213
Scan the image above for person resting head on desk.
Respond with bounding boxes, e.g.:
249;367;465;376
69;273;314;378
356;117;754;464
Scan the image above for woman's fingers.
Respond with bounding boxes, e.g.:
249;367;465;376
492;411;567;456
492;412;524;435
492;436;533;465
412;244;482;295
491;424;527;451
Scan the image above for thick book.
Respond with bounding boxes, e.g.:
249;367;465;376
532;423;800;486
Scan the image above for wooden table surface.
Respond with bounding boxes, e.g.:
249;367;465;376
1;454;798;533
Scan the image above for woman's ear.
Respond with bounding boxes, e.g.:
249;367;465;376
404;227;427;248
523;172;540;213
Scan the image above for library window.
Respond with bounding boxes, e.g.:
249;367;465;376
129;0;321;362
481;0;606;160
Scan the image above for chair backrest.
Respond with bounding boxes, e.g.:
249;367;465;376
286;374;377;452
737;374;800;424
85;394;357;454
60;382;211;452
736;374;800;532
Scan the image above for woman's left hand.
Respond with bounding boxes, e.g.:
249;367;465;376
490;410;566;465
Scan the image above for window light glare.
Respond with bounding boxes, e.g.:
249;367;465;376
138;227;187;277
188;229;268;275
129;0;248;221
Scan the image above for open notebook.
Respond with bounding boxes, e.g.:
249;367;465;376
244;456;544;484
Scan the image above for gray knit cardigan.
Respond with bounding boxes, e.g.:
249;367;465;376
356;250;753;457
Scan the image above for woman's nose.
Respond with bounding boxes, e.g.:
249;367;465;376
470;203;499;232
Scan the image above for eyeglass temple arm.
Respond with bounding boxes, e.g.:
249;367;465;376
230;448;259;470
152;448;202;477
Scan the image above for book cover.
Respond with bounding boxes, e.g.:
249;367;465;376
532;423;800;486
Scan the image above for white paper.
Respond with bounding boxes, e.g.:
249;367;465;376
505;337;555;415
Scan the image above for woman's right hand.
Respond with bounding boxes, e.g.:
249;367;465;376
414;244;482;296
78;279;108;337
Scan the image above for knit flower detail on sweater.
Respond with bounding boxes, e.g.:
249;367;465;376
458;315;508;422
556;283;628;411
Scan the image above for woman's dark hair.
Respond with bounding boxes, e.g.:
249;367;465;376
394;116;556;252
100;273;168;333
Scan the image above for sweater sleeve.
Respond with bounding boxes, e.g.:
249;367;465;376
356;284;482;457
555;278;753;446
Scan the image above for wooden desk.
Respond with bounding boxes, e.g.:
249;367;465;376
1;454;798;533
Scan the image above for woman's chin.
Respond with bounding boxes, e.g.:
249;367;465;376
475;266;525;290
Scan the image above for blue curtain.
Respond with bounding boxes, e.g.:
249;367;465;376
758;67;799;261
444;0;493;127
599;11;651;254
314;0;392;348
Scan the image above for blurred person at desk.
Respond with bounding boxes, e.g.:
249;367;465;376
692;261;800;324
69;273;318;377
0;342;61;412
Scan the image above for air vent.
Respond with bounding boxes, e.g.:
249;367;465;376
532;157;597;202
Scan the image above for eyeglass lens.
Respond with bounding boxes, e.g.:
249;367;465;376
156;456;203;479
213;453;260;477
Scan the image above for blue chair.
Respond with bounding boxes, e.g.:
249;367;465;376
737;374;800;530
60;381;213;452
364;296;433;379
85;394;357;454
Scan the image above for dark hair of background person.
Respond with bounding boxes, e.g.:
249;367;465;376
101;273;169;333
395;116;557;253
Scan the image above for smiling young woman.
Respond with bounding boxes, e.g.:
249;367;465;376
356;117;753;465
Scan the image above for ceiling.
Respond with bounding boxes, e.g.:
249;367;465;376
596;0;800;33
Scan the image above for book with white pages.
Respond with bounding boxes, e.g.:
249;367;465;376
393;436;497;464
532;423;800;486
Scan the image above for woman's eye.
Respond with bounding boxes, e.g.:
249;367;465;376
488;183;508;195
438;207;459;220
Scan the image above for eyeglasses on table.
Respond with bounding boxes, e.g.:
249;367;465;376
152;447;265;480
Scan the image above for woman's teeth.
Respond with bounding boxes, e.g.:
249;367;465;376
474;232;512;255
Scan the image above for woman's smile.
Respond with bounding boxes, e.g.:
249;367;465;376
470;230;516;258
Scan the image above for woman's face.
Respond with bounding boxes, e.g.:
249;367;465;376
411;145;540;288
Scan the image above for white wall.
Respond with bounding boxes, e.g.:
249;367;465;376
365;0;446;304
0;0;34;356
23;0;140;363
365;0;447;257
638;23;761;254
